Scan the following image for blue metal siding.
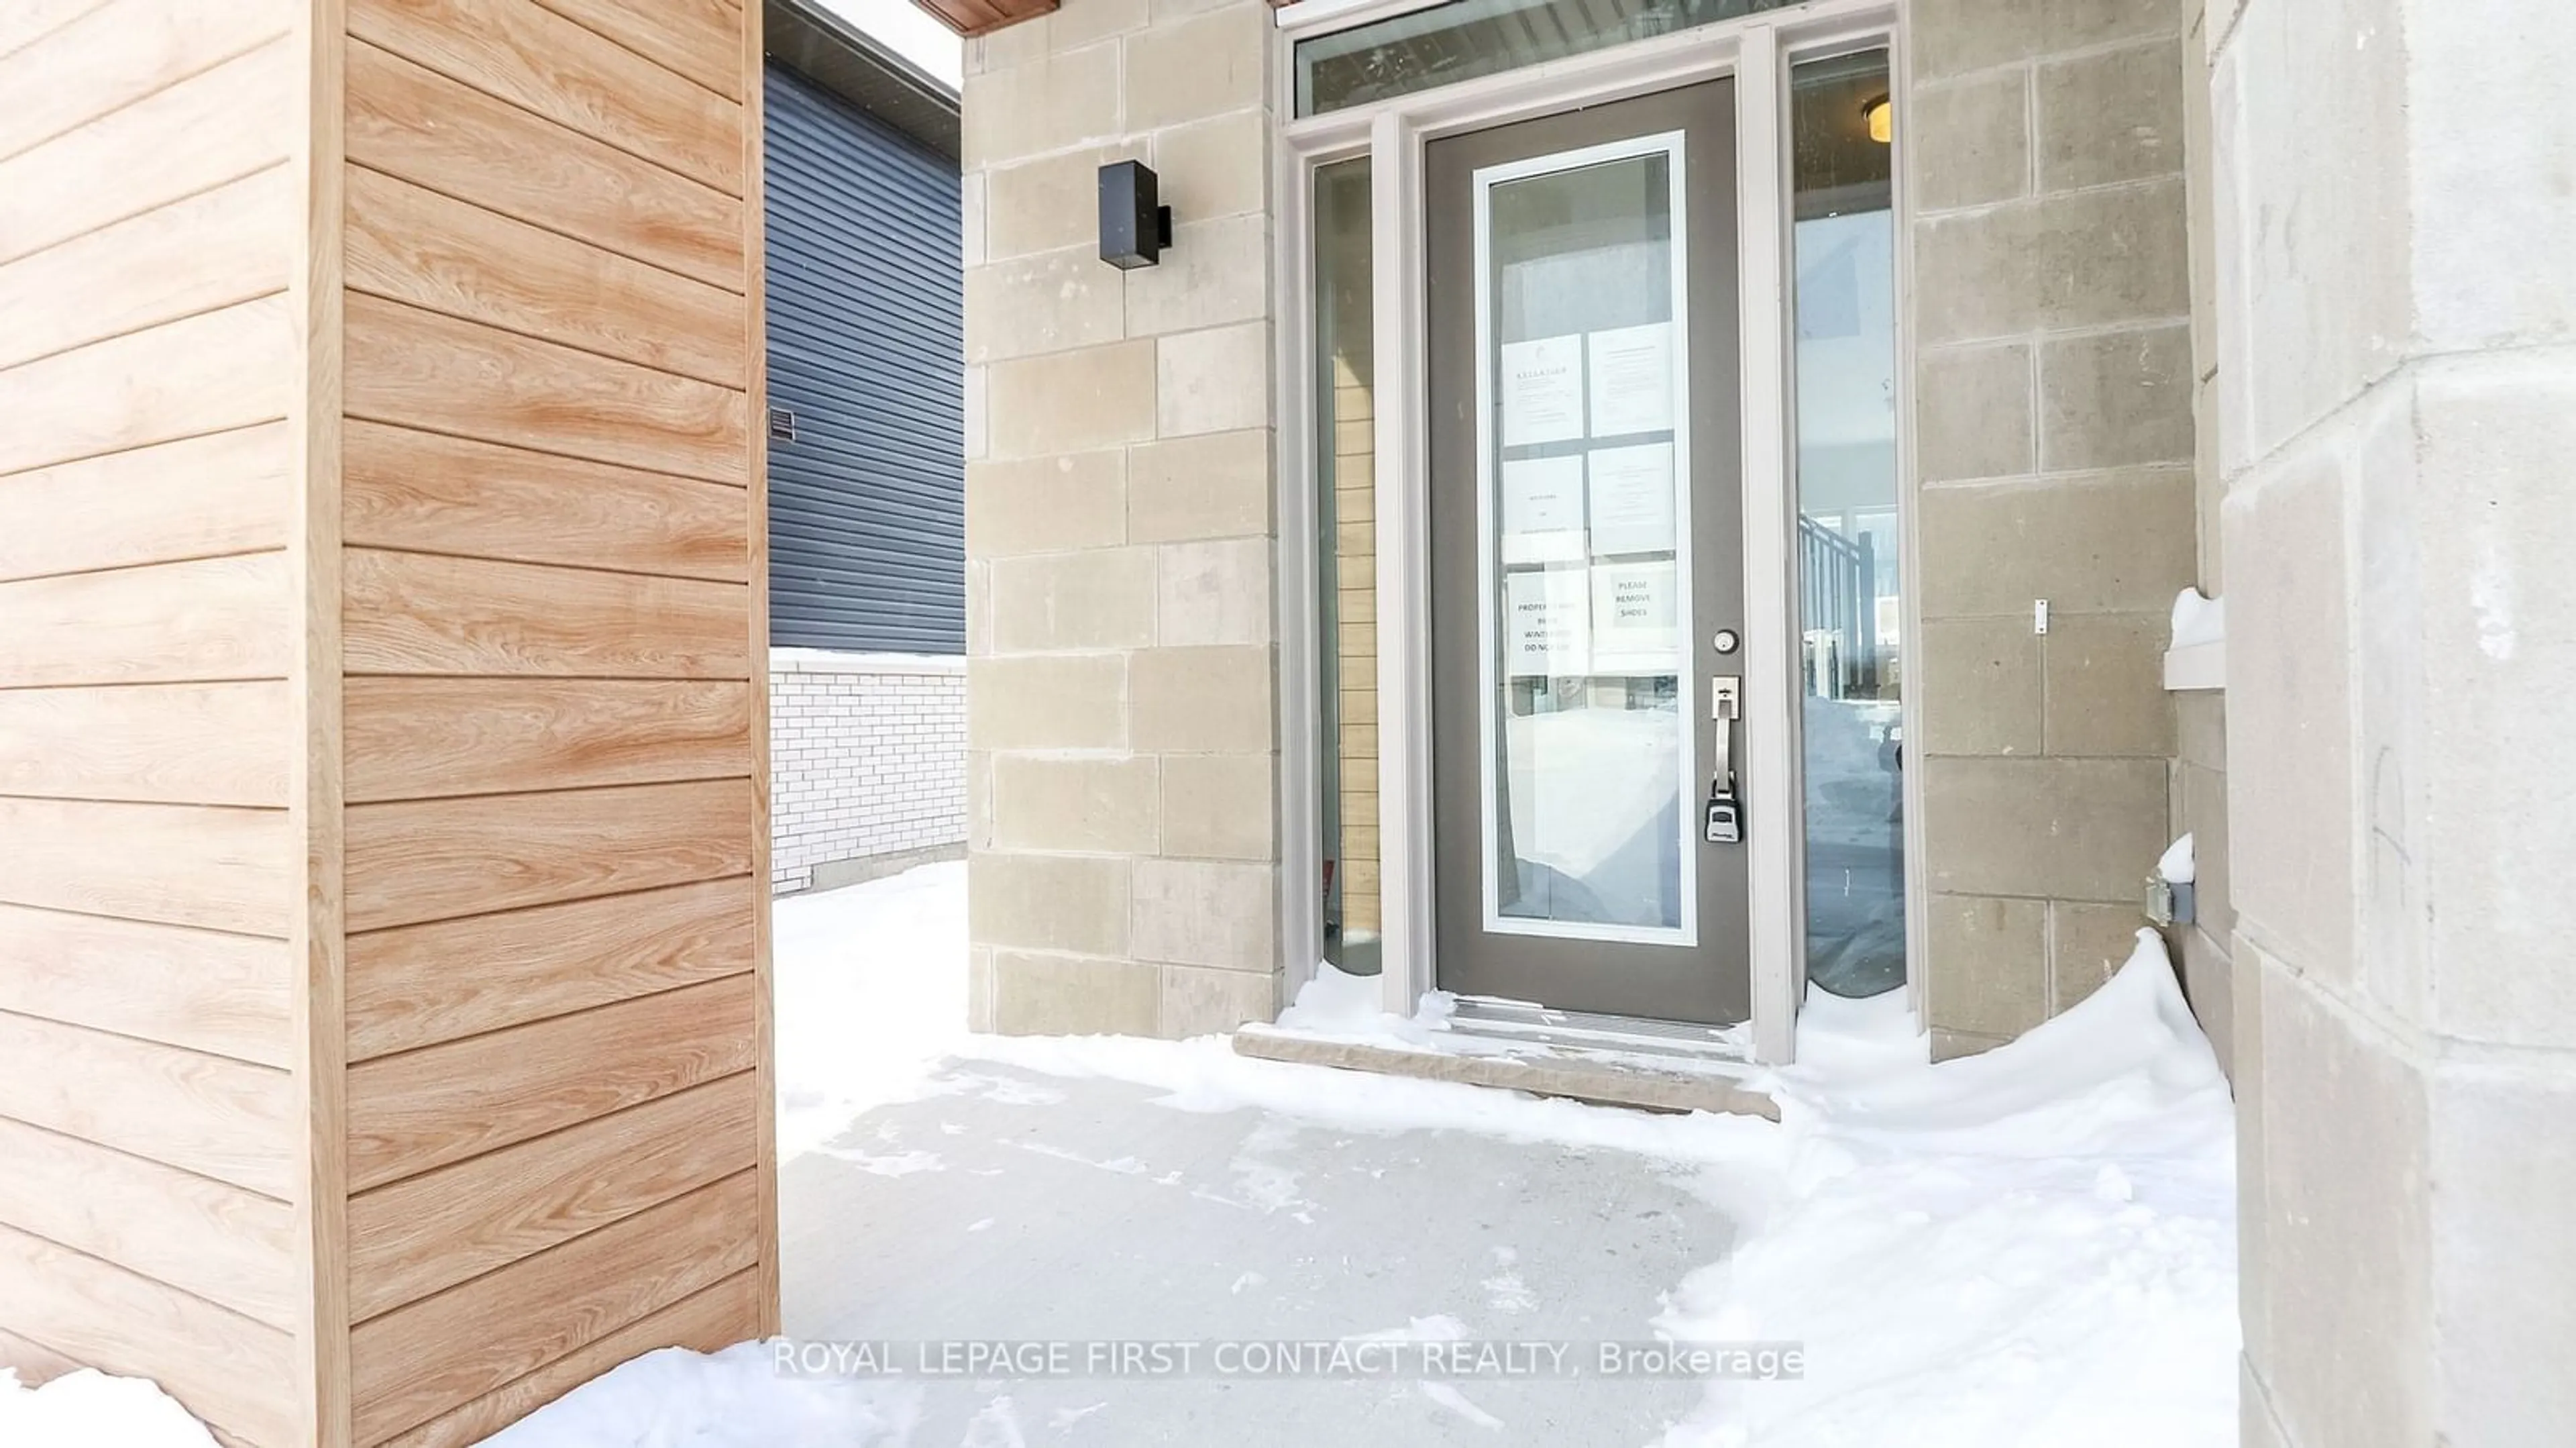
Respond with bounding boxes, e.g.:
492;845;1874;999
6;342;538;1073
765;63;964;654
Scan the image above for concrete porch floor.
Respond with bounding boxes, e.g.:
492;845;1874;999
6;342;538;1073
780;1058;1731;1445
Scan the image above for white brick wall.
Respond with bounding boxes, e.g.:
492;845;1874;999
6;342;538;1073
769;649;967;894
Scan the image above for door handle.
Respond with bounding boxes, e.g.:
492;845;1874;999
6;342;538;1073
1706;675;1741;844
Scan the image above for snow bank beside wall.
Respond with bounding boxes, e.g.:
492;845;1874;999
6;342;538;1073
771;651;967;894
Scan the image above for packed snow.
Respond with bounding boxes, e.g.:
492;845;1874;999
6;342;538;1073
2159;833;2198;886
53;862;2237;1445
2169;587;2226;649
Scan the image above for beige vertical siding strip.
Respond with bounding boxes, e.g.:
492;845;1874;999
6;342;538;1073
0;166;292;373
0;423;293;584
0;681;293;807
0;38;295;266
0;0;292;163
0;1011;297;1198
739;0;780;1338
0;796;294;937
0;904;292;1068
0;1115;300;1329
0;552;294;688
0;1220;298;1445
347;0;742;194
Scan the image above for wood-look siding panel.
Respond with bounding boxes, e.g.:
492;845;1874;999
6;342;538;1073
0;797;292;937
343;295;747;484
0;38;292;267
0;294;294;478
0;0;105;62
0;904;290;1067
0;552;291;688
529;0;741;101
343;549;751;679
344;876;756;1062
345;974;757;1190
345;41;741;291
0;1011;295;1198
349;1172;759;1443
345;678;751;803
350;0;742;195
0;0;290;162
377;1269;759;1448
0;423;292;584
343;421;747;580
0;1115;297;1328
0;165;290;374
0;1221;296;1446
346;166;743;387
347;1072;755;1321
343;778;755;933
0;681;290;807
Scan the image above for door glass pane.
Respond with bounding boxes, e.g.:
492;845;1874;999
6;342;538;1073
1478;143;1693;944
1316;158;1381;976
1296;0;1805;117
1790;51;1905;997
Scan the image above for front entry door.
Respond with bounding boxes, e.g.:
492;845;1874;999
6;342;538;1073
1428;81;1748;1025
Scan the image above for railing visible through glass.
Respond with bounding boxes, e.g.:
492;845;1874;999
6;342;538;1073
1314;158;1381;975
1295;0;1809;117
1789;48;1904;998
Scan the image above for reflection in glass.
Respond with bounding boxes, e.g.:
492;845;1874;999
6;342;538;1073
1295;0;1805;117
1790;51;1905;997
1316;158;1381;975
1483;150;1690;939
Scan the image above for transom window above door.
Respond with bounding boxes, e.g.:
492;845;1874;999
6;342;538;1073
1294;0;1811;115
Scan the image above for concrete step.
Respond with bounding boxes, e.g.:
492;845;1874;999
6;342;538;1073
1231;1024;1781;1122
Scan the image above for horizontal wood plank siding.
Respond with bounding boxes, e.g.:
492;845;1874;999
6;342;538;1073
527;0;741;101
343;876;757;1062
343;548;751;678
0;23;301;1441
343;678;752;801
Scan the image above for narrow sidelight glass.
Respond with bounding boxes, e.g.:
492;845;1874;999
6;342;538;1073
1314;158;1382;975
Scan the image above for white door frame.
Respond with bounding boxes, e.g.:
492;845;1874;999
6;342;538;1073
1272;0;1913;1066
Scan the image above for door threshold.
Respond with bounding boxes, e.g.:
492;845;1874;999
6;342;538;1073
1233;1021;1779;1121
1440;996;1756;1066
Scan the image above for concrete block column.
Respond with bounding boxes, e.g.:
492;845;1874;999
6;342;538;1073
960;0;1284;1038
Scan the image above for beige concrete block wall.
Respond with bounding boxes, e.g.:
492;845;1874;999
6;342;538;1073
2208;2;2576;1443
960;0;1283;1039
1906;0;2198;1059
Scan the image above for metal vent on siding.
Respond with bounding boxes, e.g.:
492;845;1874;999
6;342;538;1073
764;63;965;655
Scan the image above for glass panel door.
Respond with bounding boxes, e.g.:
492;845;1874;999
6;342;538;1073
1474;136;1696;945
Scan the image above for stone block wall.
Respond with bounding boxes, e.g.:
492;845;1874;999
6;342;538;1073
2207;1;2576;1443
958;0;1284;1037
1905;0;2199;1057
769;651;967;894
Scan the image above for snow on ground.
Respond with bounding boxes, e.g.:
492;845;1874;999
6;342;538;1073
773;861;968;1157
0;1369;219;1448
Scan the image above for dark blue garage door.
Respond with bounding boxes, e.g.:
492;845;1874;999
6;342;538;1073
765;62;964;654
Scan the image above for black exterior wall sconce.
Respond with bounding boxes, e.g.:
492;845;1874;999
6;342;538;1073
1099;160;1173;269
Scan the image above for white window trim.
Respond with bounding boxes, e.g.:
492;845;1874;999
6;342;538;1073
1273;0;1915;1066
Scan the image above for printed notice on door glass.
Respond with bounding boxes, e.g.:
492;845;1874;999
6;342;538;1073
1587;443;1676;556
1586;322;1674;437
1590;560;1680;674
1501;456;1586;564
1499;334;1584;446
1505;568;1590;678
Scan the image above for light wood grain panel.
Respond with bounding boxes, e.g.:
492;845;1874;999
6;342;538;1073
345;678;751;802
0;165;290;373
342;546;752;675
377;1269;757;1448
741;0;780;1338
0;423;291;584
0;37;291;266
343;548;750;679
344;40;740;291
0;797;292;937
0;552;290;689
343;294;747;484
0;1115;297;1328
528;0;741;101
0;1220;296;1445
345;974;757;1190
345;166;743;387
350;1172;759;1443
343;778;755;932
0;294;294;478
0;0;105;62
0;681;290;807
344;877;755;1061
0;0;290;164
351;0;741;195
0;1011;295;1198
343;420;747;579
0;904;290;1066
347;1072;755;1321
